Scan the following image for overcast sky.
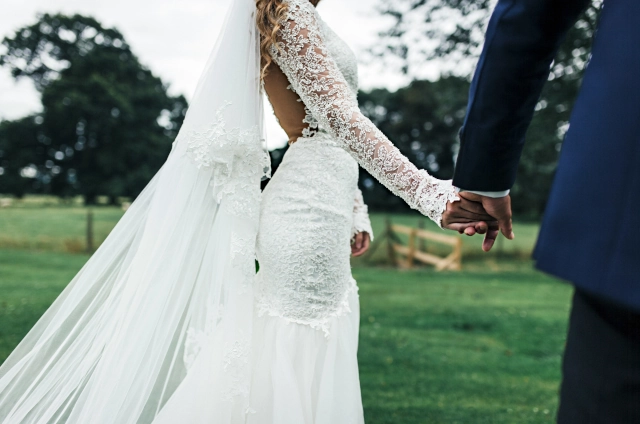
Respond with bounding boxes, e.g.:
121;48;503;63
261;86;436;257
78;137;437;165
0;0;441;148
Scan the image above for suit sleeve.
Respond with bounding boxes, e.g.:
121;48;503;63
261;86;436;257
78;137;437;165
453;0;590;191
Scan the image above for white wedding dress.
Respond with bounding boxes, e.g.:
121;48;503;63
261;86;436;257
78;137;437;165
0;1;457;423
161;2;458;422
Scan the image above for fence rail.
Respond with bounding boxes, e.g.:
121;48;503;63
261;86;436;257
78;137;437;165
367;218;463;271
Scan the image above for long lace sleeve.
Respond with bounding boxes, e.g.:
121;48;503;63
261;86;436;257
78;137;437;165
352;188;374;241
269;0;459;226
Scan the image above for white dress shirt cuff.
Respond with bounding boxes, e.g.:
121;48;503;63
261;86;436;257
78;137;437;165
462;189;510;198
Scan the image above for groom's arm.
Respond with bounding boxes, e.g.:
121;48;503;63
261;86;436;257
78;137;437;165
453;0;590;192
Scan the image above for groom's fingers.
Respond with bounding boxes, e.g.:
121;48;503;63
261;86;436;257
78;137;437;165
458;197;498;222
443;197;496;226
474;222;488;234
458;191;483;202
447;223;477;232
447;222;490;235
481;196;514;240
449;205;496;222
456;192;514;248
458;197;487;215
482;226;500;252
495;205;514;240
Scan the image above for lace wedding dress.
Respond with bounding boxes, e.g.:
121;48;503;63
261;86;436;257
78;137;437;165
250;1;457;421
0;1;457;423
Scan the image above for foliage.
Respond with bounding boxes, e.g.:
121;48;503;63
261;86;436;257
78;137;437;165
367;0;601;217
0;14;187;203
0;117;43;198
372;0;600;80
0;248;571;423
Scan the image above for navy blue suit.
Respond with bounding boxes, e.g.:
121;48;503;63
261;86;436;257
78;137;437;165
453;1;640;421
453;0;640;312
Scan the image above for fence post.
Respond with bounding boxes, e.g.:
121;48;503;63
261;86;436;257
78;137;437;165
406;228;417;269
86;209;94;253
418;220;427;252
454;238;463;270
385;217;397;266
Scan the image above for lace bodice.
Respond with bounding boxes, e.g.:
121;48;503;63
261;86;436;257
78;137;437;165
269;0;459;226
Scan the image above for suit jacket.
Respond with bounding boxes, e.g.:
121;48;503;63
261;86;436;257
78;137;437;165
453;0;640;310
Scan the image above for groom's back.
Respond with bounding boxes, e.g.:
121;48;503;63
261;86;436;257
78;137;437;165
534;0;640;309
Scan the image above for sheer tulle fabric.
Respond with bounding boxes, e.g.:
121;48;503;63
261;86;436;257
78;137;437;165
0;0;267;422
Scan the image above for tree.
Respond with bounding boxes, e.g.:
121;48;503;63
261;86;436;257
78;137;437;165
372;0;600;81
0;14;187;202
0;117;43;197
370;0;602;217
2;14;128;91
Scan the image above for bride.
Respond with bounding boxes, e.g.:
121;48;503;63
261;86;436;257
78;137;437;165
0;0;493;422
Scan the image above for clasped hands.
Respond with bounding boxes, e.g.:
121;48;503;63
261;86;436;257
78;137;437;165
441;192;514;252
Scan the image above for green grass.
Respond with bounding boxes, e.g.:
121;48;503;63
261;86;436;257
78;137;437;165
0;207;123;252
355;264;571;423
0;250;89;359
0;202;541;261
0;248;571;423
0;199;562;422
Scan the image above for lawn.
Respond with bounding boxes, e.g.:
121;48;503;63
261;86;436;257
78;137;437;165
0;247;572;423
355;263;571;423
0;202;542;261
0;206;123;252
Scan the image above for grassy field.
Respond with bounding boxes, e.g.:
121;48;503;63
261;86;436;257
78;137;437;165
0;200;569;422
355;263;570;423
0;247;571;423
0;201;542;261
0;206;123;252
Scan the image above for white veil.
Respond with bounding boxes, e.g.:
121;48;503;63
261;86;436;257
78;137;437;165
0;0;268;422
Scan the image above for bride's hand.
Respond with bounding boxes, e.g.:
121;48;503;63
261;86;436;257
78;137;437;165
351;232;371;257
441;196;498;236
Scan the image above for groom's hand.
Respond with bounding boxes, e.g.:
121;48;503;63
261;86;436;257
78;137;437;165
441;196;498;236
458;192;514;252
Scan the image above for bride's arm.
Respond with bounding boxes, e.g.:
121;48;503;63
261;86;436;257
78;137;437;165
269;0;458;226
352;188;373;241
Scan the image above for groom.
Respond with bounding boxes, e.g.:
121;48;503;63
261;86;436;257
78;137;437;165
452;0;640;422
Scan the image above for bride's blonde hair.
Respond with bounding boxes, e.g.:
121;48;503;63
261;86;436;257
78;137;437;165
255;0;320;80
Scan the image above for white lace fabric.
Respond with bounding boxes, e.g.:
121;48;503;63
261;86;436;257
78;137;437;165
255;133;361;336
352;188;373;240
270;0;459;227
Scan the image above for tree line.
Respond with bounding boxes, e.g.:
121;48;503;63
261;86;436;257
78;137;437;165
1;4;600;216
0;14;187;204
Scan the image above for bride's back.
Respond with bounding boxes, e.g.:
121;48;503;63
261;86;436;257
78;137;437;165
263;62;310;144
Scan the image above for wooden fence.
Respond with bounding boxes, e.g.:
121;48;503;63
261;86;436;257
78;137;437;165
366;218;463;271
